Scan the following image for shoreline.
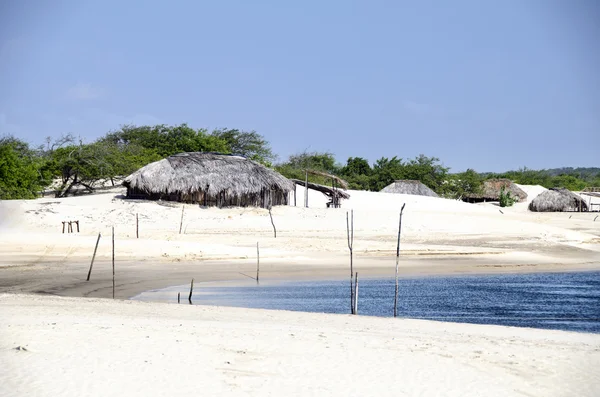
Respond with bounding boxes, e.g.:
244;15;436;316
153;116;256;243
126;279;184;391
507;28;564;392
3;251;600;301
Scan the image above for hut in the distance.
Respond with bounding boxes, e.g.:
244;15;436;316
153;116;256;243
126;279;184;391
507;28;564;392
463;179;527;203
123;152;294;208
380;180;439;197
529;188;588;212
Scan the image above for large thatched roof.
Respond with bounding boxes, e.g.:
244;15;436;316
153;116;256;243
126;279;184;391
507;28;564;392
380;180;439;197
529;188;588;212
123;152;294;196
464;179;527;202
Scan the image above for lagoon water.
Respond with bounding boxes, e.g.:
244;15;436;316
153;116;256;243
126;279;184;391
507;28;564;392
136;271;600;333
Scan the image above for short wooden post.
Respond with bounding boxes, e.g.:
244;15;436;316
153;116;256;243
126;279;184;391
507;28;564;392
294;184;297;206
86;232;102;281
112;226;115;299
353;272;359;315
394;203;406;318
62;221;66;234
188;278;194;304
68;221;72;233
136;213;139;238
256;242;260;284
75;220;80;233
177;292;180;304
179;206;185;234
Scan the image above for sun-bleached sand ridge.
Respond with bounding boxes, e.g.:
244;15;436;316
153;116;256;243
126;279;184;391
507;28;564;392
1;186;599;396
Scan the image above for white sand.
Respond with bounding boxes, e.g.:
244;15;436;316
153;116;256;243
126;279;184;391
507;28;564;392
1;293;599;397
1;186;600;396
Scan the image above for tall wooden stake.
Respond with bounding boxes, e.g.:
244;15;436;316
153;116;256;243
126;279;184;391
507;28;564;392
268;207;277;238
294;184;297;206
353;272;359;315
346;210;354;314
86;232;102;281
256;242;260;284
177;292;180;304
304;170;309;208
188;278;194;304
136;213;139;238
394;203;406;318
179;206;185;234
112;226;115;299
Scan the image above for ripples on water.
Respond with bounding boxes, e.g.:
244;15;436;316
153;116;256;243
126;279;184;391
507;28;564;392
140;271;600;333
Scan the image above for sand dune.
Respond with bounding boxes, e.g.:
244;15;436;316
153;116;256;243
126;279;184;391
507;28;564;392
1;187;599;396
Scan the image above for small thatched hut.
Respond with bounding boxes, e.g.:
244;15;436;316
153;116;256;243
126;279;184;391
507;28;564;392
463;179;527;203
380;180;439;197
529;188;589;212
123;152;294;208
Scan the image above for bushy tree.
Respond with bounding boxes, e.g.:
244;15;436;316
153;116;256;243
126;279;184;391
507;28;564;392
275;151;341;184
370;156;405;191
440;169;483;199
101;124;230;158
211;128;276;165
0;136;45;199
499;186;516;207
339;157;372;190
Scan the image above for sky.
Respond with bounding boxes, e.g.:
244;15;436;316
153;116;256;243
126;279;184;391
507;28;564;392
0;0;598;172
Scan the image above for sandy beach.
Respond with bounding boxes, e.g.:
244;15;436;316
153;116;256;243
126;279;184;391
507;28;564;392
1;186;599;396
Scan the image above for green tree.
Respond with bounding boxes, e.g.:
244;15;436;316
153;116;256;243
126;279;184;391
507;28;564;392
211;128;276;165
339;157;372;190
403;154;449;193
101;124;230;158
440;169;483;199
0;136;44;199
370;156;405;191
275;151;340;184
499;186;516;207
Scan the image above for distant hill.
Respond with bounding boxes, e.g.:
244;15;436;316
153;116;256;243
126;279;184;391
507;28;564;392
542;167;600;178
480;167;600;179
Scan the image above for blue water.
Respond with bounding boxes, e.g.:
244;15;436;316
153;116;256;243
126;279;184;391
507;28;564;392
189;271;600;333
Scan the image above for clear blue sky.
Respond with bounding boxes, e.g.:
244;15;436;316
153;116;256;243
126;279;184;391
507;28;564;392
1;0;598;172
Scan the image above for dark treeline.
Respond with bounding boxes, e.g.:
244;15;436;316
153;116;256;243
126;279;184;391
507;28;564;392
1;124;598;199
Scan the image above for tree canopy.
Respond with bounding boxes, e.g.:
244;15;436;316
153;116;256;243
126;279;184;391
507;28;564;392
1;124;598;200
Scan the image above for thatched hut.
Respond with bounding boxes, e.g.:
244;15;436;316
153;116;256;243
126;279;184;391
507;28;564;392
123;152;294;208
463;179;527;203
380;180;439;197
529;188;588;212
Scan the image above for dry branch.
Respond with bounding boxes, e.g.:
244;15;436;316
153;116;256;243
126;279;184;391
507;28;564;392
394;204;406;318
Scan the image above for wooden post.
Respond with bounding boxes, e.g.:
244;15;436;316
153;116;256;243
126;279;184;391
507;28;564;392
268;207;277;238
304;170;308;208
86;232;102;281
294;184;297;206
68;221;72;233
394;204;406;318
136;213;139;239
188;278;194;304
75;220;80;233
256;242;260;284
62;221;66;234
353;272;359;315
177;292;180;304
112;226;115;299
346;210;354;314
179;206;185;234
